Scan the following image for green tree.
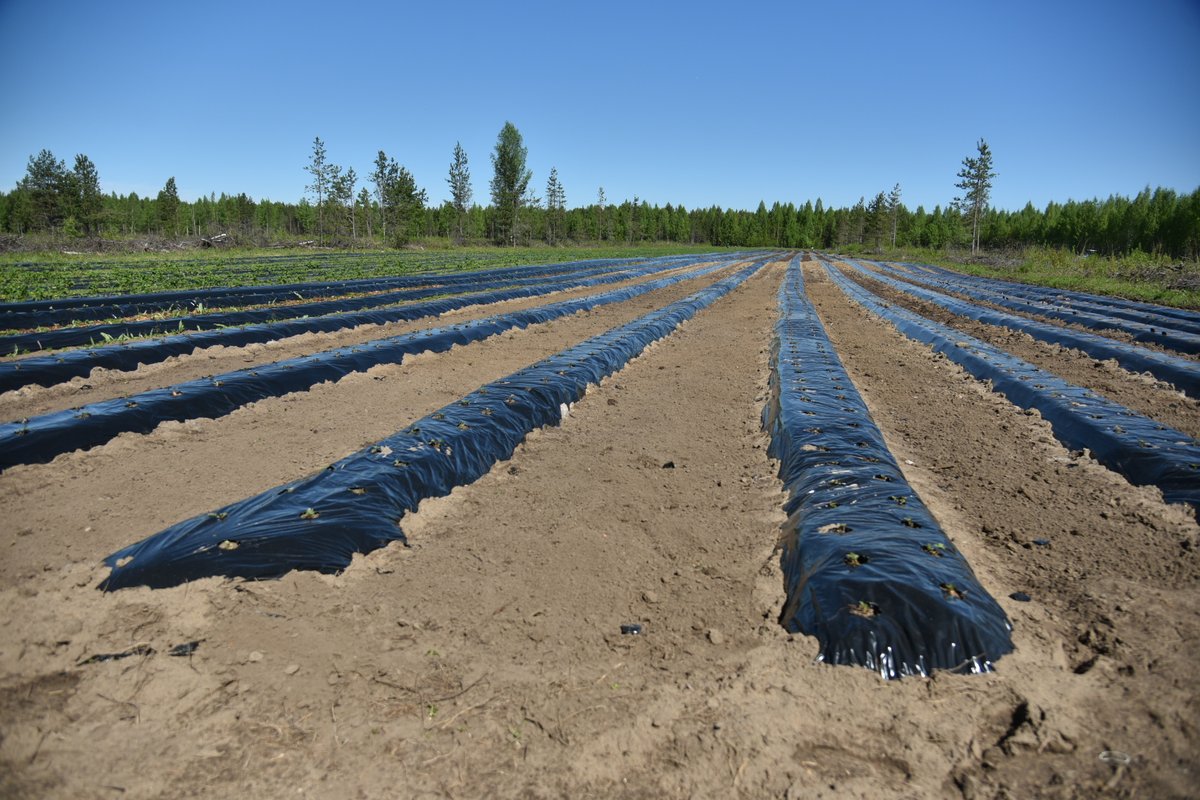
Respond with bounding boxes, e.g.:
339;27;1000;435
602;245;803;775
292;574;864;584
157;176;180;235
72;155;102;236
489;121;532;245
596;186;608;241
17;149;71;231
954;138;996;253
305;136;331;243
388;165;427;246
887;183;902;247
447;142;472;243
545;167;565;245
371;151;399;240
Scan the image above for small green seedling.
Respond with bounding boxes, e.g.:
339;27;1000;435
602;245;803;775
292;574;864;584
848;600;880;618
299;508;320;520
843;552;868;568
921;543;947;557
940;582;965;600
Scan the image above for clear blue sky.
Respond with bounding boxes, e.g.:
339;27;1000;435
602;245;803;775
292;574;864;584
1;0;1197;213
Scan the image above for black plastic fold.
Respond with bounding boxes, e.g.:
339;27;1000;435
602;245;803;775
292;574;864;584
823;260;1200;516
0;260;735;469
97;261;766;591
765;256;1012;678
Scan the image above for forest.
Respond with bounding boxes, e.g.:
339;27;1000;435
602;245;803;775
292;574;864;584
0;136;1197;261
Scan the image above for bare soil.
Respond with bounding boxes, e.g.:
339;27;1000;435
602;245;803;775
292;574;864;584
1;257;1197;799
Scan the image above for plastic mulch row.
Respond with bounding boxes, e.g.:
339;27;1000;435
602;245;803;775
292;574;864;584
0;259;740;470
97;260;767;591
0;257;696;353
0;255;663;327
864;259;1200;354
0;255;712;393
821;259;1200;517
765;256;1012;678
843;259;1200;398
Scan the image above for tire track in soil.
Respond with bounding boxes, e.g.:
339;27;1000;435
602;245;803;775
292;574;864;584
0;261;718;421
0;262;743;587
841;263;1200;439
805;261;1200;799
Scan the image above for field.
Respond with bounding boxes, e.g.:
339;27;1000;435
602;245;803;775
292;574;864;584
1;252;1197;799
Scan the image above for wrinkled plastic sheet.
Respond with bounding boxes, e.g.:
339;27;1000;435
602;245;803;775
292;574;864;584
0;258;694;354
898;261;1200;334
0;255;705;393
0;259;737;470
764;256;1012;678
844;259;1200;398
97;260;766;591
870;260;1200;354
0;255;658;329
822;259;1200;516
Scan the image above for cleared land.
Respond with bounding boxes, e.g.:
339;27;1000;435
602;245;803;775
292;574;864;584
1;254;1197;799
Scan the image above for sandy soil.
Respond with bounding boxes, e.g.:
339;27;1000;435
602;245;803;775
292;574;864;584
1;256;1197;799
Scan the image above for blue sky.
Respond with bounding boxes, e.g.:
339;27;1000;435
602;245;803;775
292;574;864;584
1;0;1197;213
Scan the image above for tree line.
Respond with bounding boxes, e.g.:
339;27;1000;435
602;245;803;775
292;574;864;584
1;127;1197;260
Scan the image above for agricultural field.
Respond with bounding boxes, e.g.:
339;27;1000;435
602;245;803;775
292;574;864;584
0;251;1197;799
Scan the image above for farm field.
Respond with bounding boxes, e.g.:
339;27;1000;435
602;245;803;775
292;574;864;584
1;252;1197;799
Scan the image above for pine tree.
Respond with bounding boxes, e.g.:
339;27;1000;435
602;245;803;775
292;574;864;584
596;186;608;241
17;149;70;231
157;177;180;236
489;122;532;246
447;142;471;243
887;183;902;247
305;137;330;243
371;151;399;240
388;166;427;246
545;167;565;244
954;138;996;253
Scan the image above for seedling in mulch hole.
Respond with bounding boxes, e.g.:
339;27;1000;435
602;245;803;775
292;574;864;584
218;540;239;551
349;487;367;496
74;411;91;419
827;478;848;487
843;552;868;568
505;395;518;405
818;523;852;534
458;400;471;406
481;408;493;416
889;495;908;506
207;511;228;522
874;474;894;482
432;413;445;420
922;543;947;557
823;501;839;509
848;600;880;618
125;401;137;408
457;422;470;430
171;390;183;397
393;460;409;468
407;425;422;435
300;508;320;520
1112;425;1125;434
940;582;965;600
902;518;922;528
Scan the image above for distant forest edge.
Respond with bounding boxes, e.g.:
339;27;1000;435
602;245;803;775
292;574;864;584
1;144;1197;260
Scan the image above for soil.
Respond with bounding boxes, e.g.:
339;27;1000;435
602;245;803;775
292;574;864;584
1;256;1197;799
